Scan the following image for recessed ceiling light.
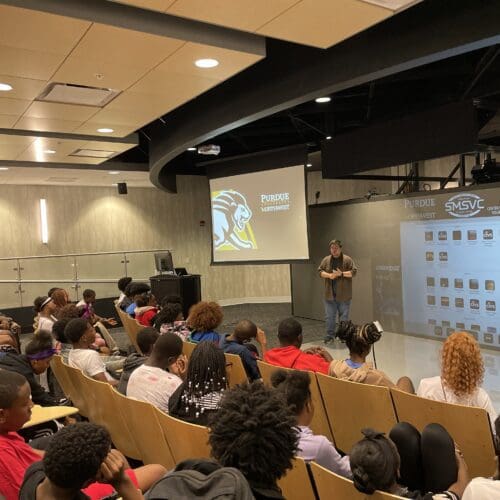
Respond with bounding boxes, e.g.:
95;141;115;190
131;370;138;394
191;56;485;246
44;149;56;154
187;147;197;151
108;171;120;175
0;83;13;92
195;58;219;69
315;97;331;103
0;167;9;171
97;127;114;133
326;136;332;140
306;163;312;167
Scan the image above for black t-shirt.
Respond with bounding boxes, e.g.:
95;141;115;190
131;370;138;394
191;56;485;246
20;462;90;500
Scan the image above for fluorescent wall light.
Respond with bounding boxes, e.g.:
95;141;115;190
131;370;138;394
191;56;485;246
40;199;48;244
315;97;331;103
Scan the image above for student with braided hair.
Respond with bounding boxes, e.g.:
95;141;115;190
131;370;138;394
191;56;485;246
169;341;227;425
329;320;414;392
349;425;467;499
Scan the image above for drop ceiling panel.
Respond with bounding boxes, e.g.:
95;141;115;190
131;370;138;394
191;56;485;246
257;0;391;48
105;91;165;114
24;102;99;122
51;58;146;91
155;42;263;80
0;115;18;128
17;139;87;162
0;5;90;55
74;122;136;137
166;0;299;32
82;140;136;153
111;0;176;12
14;117;82;134
0;134;35;146
0;76;46;101
0;46;66;80
87;108;158;127
0;144;28;160
0;98;31;116
69;24;185;70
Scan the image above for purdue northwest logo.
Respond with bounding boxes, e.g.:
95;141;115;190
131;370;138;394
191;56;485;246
212;190;257;250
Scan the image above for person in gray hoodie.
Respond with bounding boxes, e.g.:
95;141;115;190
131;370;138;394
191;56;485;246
117;327;159;394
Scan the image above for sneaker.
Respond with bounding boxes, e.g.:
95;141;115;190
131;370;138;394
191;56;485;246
323;336;333;344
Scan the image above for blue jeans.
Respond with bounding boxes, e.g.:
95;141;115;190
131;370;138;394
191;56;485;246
324;298;351;338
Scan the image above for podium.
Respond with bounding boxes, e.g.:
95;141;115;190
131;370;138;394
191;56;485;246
150;274;201;318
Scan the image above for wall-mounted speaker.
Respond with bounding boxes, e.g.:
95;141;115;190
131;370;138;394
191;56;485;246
117;182;128;195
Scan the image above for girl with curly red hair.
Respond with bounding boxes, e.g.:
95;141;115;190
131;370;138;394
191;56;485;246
187;301;223;344
417;332;497;427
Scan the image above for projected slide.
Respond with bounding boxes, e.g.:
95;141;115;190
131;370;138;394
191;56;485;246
210;165;309;262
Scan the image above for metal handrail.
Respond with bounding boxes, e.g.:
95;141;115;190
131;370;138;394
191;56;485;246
0;248;171;261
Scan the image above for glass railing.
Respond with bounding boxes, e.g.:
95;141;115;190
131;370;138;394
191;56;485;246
0;249;168;309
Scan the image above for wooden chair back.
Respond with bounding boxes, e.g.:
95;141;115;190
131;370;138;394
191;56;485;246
112;391;175;469
316;373;397;454
50;355;76;401
154;407;211;463
182;340;197;359
310;462;403;499
122;315;143;354
84;377;142;460
277;457;317;500
224;352;249;387
390;387;496;478
257;360;334;443
62;362;92;418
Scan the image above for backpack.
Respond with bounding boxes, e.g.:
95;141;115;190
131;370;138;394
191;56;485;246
145;466;255;500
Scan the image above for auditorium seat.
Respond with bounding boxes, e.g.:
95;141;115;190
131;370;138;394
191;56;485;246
390;387;496;478
154;406;211;463
257;360;334;443
277;457;317;500
121;314;144;354
62;361;92;419
50;355;77;401
310;461;403;499
113;390;175;469
224;352;249;387
316;373;397;454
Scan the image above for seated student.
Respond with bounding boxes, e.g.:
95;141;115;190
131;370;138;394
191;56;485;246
330;320;414;392
134;292;159;328
0;370;44;500
66;319;118;385
0;330;59;407
169;341;227;425
77;289;117;328
125;283;151;317
33;296;58;333
349;426;468;499
264;317;332;374
50;288;70;315
20;422;166;500
154;302;190;340
187;301;223;344
462;416;500;499
52;318;72;362
117;276;133;308
220;320;267;381
271;369;351;478
126;333;186;413
0;314;21;352
417;332;497;427
208;381;298;499
117;327;159;395
0;329;19;357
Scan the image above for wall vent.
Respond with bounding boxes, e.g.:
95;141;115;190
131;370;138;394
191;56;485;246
70;149;117;158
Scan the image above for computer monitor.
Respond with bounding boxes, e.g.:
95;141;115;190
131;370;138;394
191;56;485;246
154;251;174;274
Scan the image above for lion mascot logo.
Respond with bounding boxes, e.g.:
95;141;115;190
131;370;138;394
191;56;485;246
212;190;255;250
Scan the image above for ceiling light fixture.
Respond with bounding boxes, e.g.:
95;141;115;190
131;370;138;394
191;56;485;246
0;167;9;171
97;127;114;133
315;97;331;103
44;149;56;154
195;58;219;68
326;136;332;140
187;147;197;151
40;199;49;244
108;171;120;175
306;163;312;167
0;83;13;92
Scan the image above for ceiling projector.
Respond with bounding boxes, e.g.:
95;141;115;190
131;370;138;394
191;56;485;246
197;144;221;155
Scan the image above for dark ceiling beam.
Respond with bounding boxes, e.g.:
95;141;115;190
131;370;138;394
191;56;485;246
0;160;148;171
149;0;500;192
0;0;264;55
461;45;500;100
343;174;461;182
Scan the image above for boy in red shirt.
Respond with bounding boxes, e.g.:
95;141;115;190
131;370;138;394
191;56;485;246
264;317;332;374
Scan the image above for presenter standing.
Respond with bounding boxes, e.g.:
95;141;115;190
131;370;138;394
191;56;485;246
318;239;357;343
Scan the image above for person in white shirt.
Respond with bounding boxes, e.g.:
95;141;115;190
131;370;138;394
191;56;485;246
66;318;117;385
271;368;351;478
127;332;186;413
417;332;497;428
33;296;58;333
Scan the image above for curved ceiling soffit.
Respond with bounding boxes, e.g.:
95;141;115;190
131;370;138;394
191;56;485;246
149;0;500;193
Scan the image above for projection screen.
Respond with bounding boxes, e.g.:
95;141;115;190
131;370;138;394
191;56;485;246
210;165;309;263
